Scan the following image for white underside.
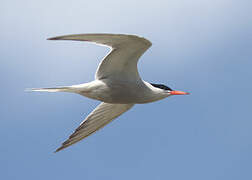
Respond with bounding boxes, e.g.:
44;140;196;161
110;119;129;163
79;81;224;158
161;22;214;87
30;79;169;104
78;79;170;104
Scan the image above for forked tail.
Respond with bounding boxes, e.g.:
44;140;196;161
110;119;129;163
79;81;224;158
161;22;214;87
26;86;75;93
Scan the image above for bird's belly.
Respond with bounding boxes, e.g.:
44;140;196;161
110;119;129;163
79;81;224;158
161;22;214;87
106;89;142;104
80;80;161;104
97;85;144;104
103;91;166;104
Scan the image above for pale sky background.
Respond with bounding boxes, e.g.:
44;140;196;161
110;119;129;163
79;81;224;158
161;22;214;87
1;0;252;179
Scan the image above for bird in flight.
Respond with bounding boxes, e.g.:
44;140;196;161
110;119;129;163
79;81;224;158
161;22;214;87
29;34;189;152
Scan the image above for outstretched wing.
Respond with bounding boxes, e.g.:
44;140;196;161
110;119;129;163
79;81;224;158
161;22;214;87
55;103;134;152
48;33;152;81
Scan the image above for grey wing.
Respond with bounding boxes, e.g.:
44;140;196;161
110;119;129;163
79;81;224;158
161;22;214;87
55;103;134;152
48;33;152;81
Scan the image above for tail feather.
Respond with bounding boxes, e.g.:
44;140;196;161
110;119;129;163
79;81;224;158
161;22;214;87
25;87;74;92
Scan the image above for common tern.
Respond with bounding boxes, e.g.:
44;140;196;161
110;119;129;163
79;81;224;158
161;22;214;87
29;34;189;152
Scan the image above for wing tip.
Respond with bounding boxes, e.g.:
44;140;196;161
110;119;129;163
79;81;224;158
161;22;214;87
47;37;60;40
54;138;73;153
47;35;89;41
54;147;62;153
54;145;67;153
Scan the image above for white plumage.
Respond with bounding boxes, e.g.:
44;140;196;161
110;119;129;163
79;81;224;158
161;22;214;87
29;33;189;152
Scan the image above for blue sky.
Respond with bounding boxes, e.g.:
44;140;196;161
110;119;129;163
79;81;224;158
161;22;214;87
1;0;252;179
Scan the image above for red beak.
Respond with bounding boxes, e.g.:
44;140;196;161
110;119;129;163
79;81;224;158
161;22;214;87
170;90;190;95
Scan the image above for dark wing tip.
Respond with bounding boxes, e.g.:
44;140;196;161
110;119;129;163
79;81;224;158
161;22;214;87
47;37;60;40
54;137;74;153
54;146;63;153
47;36;89;41
54;145;67;153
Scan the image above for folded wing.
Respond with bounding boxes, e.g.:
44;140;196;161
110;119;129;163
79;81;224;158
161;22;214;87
48;34;152;81
55;102;134;152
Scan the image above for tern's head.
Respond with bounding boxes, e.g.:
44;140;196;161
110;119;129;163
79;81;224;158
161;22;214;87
150;83;190;95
